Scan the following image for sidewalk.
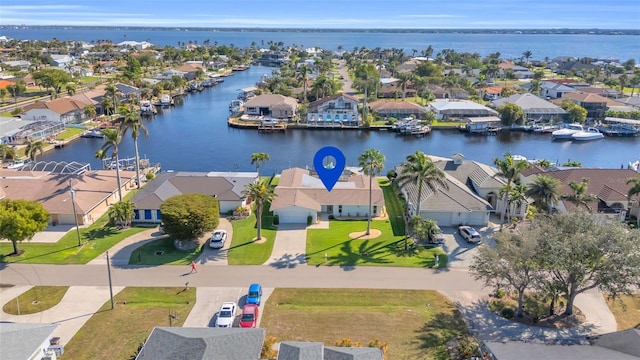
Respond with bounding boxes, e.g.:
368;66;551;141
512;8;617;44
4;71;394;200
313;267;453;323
87;228;163;266
0;285;124;345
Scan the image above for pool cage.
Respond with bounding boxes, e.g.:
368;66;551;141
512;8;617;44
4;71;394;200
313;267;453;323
19;160;91;175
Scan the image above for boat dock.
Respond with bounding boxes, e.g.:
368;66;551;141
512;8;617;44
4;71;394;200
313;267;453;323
258;123;287;133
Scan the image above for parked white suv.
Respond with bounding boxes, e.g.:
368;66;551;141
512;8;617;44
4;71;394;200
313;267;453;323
458;226;481;244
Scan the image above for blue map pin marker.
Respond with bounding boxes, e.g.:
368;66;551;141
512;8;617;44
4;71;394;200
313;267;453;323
313;146;346;192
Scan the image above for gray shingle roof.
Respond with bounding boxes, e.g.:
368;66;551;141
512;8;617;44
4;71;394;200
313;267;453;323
133;172;257;209
0;323;59;360
492;93;567;115
136;327;265;360
436;159;505;189
485;339;639;360
324;346;384;360
277;342;384;360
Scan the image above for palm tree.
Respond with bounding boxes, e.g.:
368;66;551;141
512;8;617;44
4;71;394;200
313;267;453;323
119;105;148;189
241;180;276;241
250;152;270;175
101;128;123;201
526;174;561;213
108;200;135;228
522;50;533;65
396;150;448;216
508;183;528;222
396;72;412;101
297;64;311;101
25;139;45;161
0;143;16;162
535;159;553;170
95;149;108;169
626;177;640;226
563;178;597;212
493;153;530;230
84;105;97;121
357;149;386;235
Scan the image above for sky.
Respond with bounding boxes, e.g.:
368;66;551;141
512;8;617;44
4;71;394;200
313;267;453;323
1;0;639;29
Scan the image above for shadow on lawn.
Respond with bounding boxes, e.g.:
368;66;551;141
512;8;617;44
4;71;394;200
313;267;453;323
1;246;78;263
85;226;119;241
415;309;469;357
325;239;393;268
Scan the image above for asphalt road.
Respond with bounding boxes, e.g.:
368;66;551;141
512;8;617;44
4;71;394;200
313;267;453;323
0;263;483;291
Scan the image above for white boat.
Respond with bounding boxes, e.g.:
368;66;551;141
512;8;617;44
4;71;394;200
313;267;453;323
81;129;104;138
5;159;28;169
140;100;155;114
552;123;584;139
160;94;172;106
629;159;640;172
572;127;604;141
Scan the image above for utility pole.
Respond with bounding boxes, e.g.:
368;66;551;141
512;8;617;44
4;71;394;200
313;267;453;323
69;180;82;247
106;251;114;310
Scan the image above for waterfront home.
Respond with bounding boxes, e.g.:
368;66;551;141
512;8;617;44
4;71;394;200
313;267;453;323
132;171;258;223
557;92;610;120
21;97;90;123
270;168;383;224
306;93;360;126
154;68;187;81
116;40;153;50
176;63;205;81
492;93;567;122
429;100;498;121
0;168;136;226
396;160;493;227
369;100;427;120
259;51;289;66
70;89;105;115
520;168;639;222
483;86;503;101
540;81;577;99
0;323;60;360
243;94;298;121
464;116;501;133
136;327;266;360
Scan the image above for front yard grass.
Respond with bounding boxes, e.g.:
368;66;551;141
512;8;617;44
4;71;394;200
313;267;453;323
261;288;471;359
128;237;202;265
55;127;84;140
2;286;69;315
306;219;446;267
607;294;640;330
378;178;406;236
227;209;277;265
62;287;195;360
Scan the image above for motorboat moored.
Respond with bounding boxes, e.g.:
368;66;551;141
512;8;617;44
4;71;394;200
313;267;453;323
552;123;584;140
81;129;104;138
572;127;604;141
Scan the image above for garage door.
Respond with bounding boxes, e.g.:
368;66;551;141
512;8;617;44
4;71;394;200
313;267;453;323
467;211;488;226
278;213;309;224
422;212;453;227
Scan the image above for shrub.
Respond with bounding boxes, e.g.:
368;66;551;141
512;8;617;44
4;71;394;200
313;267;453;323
501;308;515;319
495;288;506;299
307;215;313;225
10;107;22;116
328;214;335;220
273;215;279;225
145;172;155;180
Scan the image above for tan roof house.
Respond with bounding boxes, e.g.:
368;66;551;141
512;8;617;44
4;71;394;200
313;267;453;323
270;168;384;224
21;97;90;123
306;93;360;126
243;94;298;121
369;100;427;119
0;169;136;225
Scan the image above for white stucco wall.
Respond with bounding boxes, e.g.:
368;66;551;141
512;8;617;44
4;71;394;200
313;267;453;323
22;109;61;122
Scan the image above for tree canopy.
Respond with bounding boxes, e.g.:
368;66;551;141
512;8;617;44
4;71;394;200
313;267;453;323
32;68;73;94
497;103;526;126
0;199;49;255
160;194;220;241
561;100;588;124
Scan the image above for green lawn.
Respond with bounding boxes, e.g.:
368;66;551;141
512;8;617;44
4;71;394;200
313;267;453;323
378;178;406;236
128;237;202;265
262;288;473;359
63;287;196;360
2;286;69;315
607;294;640;330
0;190;151;264
306;219;446;267
227;210;277;265
431;119;464;127
56;127;84;140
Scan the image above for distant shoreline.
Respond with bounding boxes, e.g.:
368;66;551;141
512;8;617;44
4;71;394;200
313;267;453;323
1;25;639;36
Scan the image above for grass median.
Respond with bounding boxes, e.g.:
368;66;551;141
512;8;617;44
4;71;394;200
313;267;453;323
606;294;640;330
128;237;202;265
2;286;69;315
261;288;470;359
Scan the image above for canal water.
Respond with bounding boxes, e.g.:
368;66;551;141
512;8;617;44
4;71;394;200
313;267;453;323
40;65;639;174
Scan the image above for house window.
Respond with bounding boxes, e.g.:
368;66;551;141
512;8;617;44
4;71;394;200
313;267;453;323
338;205;342;213
144;210;152;220
156;210;162;220
373;206;378;214
134;210;140;220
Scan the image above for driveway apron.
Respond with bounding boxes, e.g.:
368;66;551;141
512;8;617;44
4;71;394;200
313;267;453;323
264;224;307;267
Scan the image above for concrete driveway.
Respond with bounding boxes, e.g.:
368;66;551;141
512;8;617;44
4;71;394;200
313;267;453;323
182;286;273;328
264;224;307;268
441;225;497;268
196;218;233;266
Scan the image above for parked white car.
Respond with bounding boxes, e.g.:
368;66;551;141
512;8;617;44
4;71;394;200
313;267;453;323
209;229;227;249
458;226;482;244
215;302;237;328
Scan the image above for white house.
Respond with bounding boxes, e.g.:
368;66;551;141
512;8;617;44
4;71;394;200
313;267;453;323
243;94;298;121
21;97;89;123
132;171;258;223
540;81;576;99
270;168;384;224
307;93;360;126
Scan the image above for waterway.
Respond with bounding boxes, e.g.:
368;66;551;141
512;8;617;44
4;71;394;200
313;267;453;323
39;66;639;174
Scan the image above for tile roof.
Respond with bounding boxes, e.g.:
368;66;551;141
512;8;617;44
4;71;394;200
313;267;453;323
136;327;265;360
562;92;609;104
244;94;298;108
270;168;383;211
0;323;59;360
133;172;258;210
0;169;136;214
22;97;90;115
369;101;426;112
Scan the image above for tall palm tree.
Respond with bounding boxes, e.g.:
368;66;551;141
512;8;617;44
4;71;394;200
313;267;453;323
525;174;561;213
95;149;108;169
627;177;640;226
396;150;448;216
25;139;45;161
563;178;597;212
101;128;123;201
84;105;97;121
119;105;148;189
241;180;276;241
0;143;16;162
493;153;530;230
522;50;533;65
357;149;386;235
250;152;270;175
297;64;311;101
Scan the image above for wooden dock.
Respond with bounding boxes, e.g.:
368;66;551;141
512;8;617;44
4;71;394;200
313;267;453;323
258;124;287;133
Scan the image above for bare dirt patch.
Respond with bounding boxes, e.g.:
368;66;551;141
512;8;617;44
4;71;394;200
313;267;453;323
253;236;267;244
348;229;382;239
